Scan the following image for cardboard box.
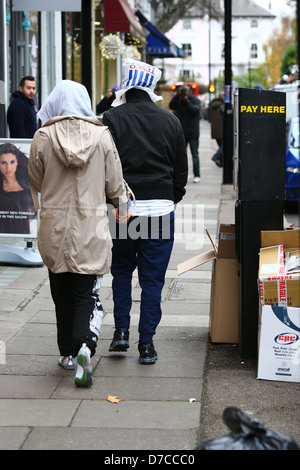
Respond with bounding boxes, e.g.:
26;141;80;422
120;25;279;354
257;305;300;382
178;224;239;343
258;229;300;308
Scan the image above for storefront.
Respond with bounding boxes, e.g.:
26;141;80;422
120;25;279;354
0;0;182;137
2;0;81;137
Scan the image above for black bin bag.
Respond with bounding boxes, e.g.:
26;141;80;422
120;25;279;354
198;407;299;450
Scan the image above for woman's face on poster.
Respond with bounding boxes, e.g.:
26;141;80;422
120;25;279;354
0;153;18;178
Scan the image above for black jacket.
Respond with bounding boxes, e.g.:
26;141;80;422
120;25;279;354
103;89;188;204
96;96;114;114
169;93;200;139
7;90;38;138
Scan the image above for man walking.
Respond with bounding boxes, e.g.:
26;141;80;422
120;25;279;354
103;58;188;364
7;75;38;138
169;85;201;182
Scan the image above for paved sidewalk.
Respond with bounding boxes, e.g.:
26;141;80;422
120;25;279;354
0;120;299;451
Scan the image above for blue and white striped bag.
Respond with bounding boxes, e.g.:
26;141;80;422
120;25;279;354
112;58;163;107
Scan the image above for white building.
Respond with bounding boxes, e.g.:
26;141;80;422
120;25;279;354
154;0;277;87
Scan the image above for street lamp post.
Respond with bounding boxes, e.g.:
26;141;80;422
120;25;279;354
223;0;233;185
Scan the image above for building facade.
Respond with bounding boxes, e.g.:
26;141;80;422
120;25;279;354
154;0;276;89
1;0;188;137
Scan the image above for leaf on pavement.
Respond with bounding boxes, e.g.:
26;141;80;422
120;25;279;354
107;395;125;404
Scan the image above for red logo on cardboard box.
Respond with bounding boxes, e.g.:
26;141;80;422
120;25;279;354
275;333;299;345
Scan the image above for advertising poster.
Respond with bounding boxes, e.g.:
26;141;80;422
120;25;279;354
0;138;37;238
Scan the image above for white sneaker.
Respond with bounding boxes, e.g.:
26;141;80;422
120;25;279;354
58;356;76;370
74;343;93;388
193;177;200;183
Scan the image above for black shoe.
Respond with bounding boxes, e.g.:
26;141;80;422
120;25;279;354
138;342;157;364
211;156;223;167
109;328;129;352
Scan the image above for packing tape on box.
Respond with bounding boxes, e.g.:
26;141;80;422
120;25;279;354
277;278;288;307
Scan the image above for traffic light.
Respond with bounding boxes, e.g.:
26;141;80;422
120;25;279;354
209;83;215;93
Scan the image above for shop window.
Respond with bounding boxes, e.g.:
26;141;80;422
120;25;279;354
182;19;191;29
65;12;82;82
250;43;258;59
182;43;192;58
221;43;225;59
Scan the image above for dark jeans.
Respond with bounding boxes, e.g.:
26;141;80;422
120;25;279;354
48;271;103;357
111;212;175;344
185;136;200;177
212;144;223;164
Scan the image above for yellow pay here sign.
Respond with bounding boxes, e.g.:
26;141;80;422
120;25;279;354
240;105;286;114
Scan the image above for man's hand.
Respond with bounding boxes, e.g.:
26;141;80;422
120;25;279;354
112;207;133;224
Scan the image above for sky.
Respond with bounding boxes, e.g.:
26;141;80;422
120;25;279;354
252;0;296;18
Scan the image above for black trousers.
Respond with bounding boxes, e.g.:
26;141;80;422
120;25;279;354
48;270;103;357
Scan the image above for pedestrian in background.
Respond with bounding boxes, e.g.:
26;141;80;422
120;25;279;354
169;85;201;183
96;86;121;114
28;80;131;387
210;92;224;168
103;58;188;364
7;75;38;138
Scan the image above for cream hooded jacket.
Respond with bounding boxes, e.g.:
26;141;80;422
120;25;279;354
29;112;130;275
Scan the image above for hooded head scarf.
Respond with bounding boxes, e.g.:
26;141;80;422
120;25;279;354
112;58;163;107
37;80;96;124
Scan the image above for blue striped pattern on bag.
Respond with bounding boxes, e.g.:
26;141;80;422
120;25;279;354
126;69;154;89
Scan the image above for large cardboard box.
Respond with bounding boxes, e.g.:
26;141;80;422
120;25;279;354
178;224;239;343
258;229;300;308
258;305;300;382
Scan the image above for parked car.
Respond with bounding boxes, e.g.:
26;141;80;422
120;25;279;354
285;116;300;202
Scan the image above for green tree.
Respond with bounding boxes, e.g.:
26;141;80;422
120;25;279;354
264;16;296;85
281;43;297;76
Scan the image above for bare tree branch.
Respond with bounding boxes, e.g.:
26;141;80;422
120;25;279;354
153;0;223;33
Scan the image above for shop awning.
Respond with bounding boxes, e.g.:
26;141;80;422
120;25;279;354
135;10;185;58
104;0;146;43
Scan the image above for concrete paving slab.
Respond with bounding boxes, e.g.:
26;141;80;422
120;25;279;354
168;280;211;302
161;300;210;315
0;399;79;426
94;352;204;379
102;312;209;328
5;335;59;356
0;375;62;398
22;427;198;450
15;322;57;337
0;354;99;376
0;322;25;341
53;376;203;401
28;309;56;323
0;289;32;311
72;400;201;430
0;427;30;450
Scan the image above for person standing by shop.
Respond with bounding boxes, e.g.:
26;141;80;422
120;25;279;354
28;80;131;387
103;58;188;364
169;85;201;182
7;76;38;138
210;93;224;167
